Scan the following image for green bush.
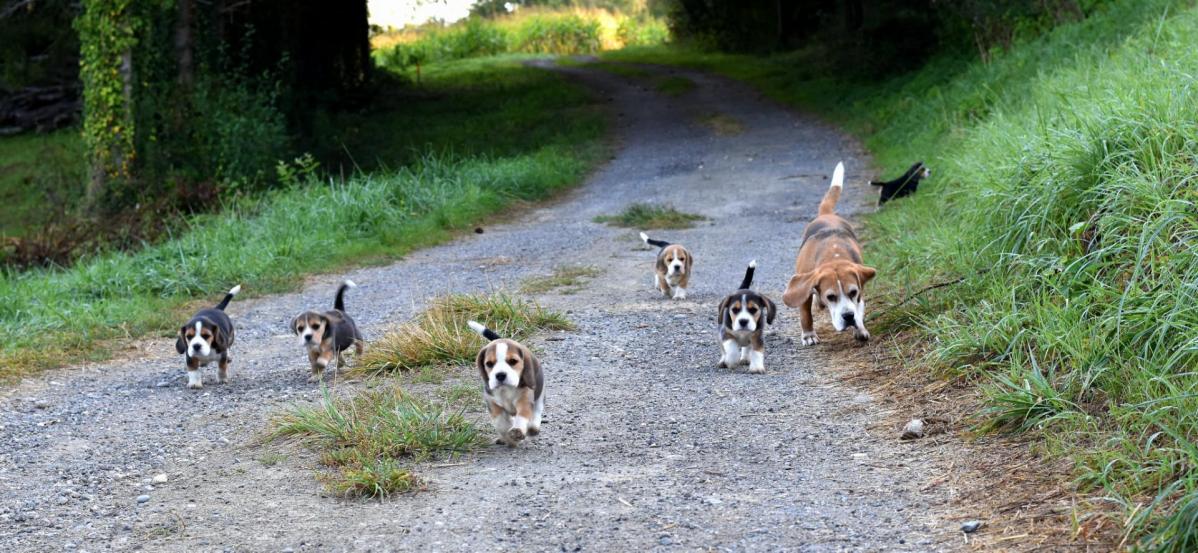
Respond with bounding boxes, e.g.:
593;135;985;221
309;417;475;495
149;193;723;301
509;13;602;54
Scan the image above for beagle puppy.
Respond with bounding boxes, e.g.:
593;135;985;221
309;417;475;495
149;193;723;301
640;232;693;300
291;281;364;383
716;260;777;374
468;321;544;447
783;162;877;345
175;285;240;389
871;161;930;205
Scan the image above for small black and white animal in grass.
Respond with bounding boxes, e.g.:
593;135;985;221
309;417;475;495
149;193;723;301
870;161;931;205
716;261;777;374
174;285;240;389
468;320;545;447
640;231;693;300
291;280;365;383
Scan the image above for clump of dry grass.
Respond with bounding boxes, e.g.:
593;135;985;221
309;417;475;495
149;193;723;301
357;292;572;376
519;265;601;295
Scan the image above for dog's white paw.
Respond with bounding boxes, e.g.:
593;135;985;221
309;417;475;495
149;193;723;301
854;327;871;342
507;428;526;443
747;366;765;374
801;332;820;346
187;381;203;390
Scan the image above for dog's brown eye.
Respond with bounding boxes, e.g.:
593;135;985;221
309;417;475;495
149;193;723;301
507;358;519;366
848;290;857;299
827;294;837;302
747;306;758;314
485;361;495;369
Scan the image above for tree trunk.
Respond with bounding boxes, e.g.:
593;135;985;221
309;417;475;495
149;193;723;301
175;0;194;88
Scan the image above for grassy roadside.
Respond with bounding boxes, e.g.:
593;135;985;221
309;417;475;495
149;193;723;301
0;55;606;381
607;1;1198;548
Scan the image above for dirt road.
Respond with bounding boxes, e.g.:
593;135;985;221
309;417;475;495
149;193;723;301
0;62;958;552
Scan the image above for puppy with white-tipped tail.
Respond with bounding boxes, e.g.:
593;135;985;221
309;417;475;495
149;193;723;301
640;231;693;300
468;321;545;446
175;285;241;389
716;261;777;374
291;280;365;383
782;162;877;345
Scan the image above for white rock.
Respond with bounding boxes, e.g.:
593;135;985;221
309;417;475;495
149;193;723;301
901;419;925;440
151;474;168;484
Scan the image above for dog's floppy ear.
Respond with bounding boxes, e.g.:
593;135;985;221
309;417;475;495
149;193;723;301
684;250;693;275
782;270;821;308
175;326;187;354
762;296;777;325
318;314;334;340
211;324;227;353
517;345;539;390
476;345;489;382
290;314;303;335
716;295;731;327
856;265;877;285
655;251;667;274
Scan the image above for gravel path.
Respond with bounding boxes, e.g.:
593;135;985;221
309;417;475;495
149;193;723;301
0;63;958;552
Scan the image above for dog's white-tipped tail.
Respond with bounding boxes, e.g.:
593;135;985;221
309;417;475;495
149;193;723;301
639;231;650;245
831;162;845;189
344;280;357;288
749;259;757;268
228;284;241;296
467;320;487;335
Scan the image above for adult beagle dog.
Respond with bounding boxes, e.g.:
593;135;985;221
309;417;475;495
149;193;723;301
291;281;364;383
717;260;777;374
469;321;545;447
640;232;693;300
175;285;240;389
783;162;877;345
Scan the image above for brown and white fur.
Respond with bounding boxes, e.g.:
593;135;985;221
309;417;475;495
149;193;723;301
716;260;777;374
469;320;545;447
291;281;364;383
640;232;692;300
174;285;240;389
782;162;877;345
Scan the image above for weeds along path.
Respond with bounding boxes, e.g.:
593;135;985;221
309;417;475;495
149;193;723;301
0;62;958;551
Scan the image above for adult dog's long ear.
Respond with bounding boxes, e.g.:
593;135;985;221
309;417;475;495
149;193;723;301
763;296;777;325
175;326;187;354
782;270;819;308
856;265;877;285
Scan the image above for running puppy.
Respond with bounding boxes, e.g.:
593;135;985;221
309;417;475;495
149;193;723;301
716;260;776;374
640;231;693;300
783;162;877;345
175;285;240;389
468;321;544;447
870;161;930;205
291;281;364;383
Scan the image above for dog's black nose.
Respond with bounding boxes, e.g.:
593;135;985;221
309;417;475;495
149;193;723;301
495;372;507;382
192;343;202;351
842;312;856;323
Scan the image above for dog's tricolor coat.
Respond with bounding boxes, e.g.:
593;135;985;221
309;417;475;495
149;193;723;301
469;321;545;447
640;232;692;300
291;281;364;383
870;161;930;205
175;285;240;389
783;162;877;345
717;261;776;374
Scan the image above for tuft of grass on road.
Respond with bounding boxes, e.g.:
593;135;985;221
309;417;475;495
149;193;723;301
594;203;705;229
608;0;1198;547
696;113;745;136
520;265;600;295
268;387;486;498
654;75;695;97
357;292;572;376
0;56;605;381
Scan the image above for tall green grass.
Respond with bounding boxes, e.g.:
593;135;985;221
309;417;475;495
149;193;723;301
374;8;668;73
609;1;1198;548
0;57;605;379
